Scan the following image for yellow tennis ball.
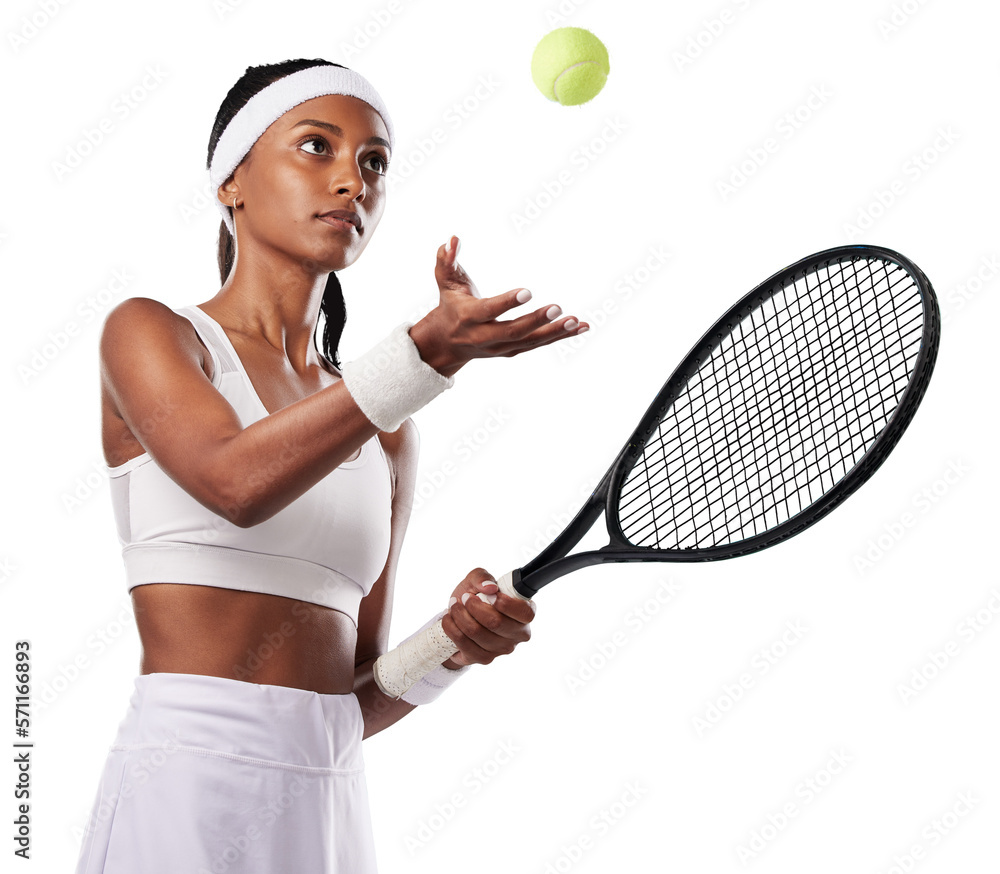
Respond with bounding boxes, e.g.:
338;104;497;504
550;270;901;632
531;27;610;106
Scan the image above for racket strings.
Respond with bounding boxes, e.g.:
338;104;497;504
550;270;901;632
632;260;920;544
617;257;926;549
622;280;918;532
640;260;920;544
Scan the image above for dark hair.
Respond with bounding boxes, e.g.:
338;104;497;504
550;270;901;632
207;58;349;370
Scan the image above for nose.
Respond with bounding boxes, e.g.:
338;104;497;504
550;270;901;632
329;155;367;202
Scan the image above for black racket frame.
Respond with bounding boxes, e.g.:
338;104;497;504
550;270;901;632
509;244;941;598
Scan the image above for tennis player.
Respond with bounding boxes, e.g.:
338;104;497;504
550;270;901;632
74;58;588;873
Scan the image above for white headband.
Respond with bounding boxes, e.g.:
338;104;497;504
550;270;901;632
208;65;395;236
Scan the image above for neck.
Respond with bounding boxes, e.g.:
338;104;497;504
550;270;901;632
206;244;333;373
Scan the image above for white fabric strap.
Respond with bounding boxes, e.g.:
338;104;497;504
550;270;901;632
394;610;470;705
209;65;395;235
341;322;454;432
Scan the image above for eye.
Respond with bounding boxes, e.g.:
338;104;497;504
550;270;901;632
367;154;390;176
299;136;329;156
299;136;389;176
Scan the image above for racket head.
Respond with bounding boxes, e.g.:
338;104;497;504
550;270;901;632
602;243;940;561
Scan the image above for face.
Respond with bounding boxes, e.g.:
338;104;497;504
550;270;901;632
219;93;391;273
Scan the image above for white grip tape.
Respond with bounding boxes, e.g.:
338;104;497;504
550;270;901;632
373;571;533;699
373;619;457;700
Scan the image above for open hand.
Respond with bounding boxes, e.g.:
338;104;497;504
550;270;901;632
407;235;590;378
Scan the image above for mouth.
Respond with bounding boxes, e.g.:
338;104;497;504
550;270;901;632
318;210;362;232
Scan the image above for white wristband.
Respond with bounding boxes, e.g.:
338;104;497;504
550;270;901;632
341;322;455;432
395;610;470;705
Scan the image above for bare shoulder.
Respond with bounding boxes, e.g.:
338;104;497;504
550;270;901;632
102;296;195;348
100;297;210;378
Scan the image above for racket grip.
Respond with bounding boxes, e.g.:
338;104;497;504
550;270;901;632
373;571;529;699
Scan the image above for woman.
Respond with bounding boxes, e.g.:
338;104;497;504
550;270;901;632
74;58;588;873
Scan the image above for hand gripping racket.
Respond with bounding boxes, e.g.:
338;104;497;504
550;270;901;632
373;244;941;699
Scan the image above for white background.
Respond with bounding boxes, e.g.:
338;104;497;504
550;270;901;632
2;0;997;871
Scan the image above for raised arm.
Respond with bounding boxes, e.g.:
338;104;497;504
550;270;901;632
101;294;383;528
100;236;587;528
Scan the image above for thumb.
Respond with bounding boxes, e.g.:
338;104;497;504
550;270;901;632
476;572;498;601
476;580;499;604
435;236;459;276
435;237;479;297
450;570;498;609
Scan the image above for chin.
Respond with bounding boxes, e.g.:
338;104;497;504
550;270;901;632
301;235;360;271
312;247;359;274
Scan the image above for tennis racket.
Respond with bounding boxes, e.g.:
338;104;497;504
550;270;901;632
374;244;941;699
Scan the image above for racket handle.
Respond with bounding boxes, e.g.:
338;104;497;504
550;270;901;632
373;571;530;699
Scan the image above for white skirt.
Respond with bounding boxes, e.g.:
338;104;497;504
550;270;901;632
74;671;378;873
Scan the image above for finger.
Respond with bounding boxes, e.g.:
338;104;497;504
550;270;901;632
436;250;466;281
476;576;498;596
491;592;536;624
448;571;497;613
475;312;590;356
436;263;482;302
443;285;532;326
435;236;472;281
493;304;577;340
501;317;591;355
435;238;458;281
437;235;457;267
454;594;530;646
460;567;497;593
461;295;562;339
435;253;468;286
442;612;507;666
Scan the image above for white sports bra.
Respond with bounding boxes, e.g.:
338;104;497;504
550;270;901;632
106;304;393;625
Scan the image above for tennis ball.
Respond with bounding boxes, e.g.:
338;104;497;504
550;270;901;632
531;27;610;106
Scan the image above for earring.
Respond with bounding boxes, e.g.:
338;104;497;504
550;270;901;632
232;198;239;210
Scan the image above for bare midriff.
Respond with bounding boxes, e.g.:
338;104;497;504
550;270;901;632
131;583;358;694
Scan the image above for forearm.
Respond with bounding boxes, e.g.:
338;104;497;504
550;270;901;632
208;321;451;528
353;655;466;739
210;380;381;527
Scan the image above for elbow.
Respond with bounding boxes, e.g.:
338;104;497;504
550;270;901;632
203;474;267;530
195;442;270;529
204;495;257;530
224;507;259;529
209;499;267;530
